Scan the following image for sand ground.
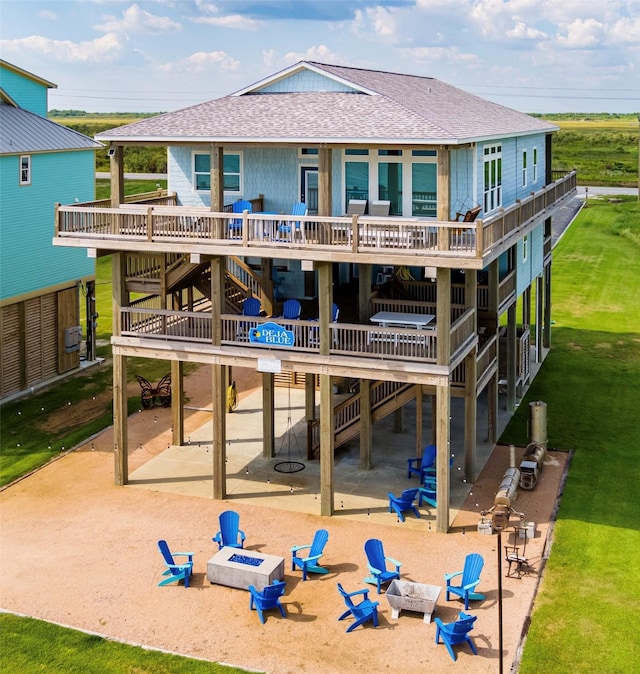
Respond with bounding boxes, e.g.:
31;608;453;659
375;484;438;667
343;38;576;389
0;365;567;673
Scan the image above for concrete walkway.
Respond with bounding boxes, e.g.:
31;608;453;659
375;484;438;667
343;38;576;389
129;385;514;531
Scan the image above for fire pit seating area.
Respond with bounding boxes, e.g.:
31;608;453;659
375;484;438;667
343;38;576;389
155;514;486;638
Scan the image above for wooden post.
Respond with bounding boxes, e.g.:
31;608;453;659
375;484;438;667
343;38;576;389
211;255;226;499
112;252;128;485
262;372;275;458
415;384;423;458
360;379;372;470
320;373;334;515
543;263;552;349
507;304;517;413
317;261;332;356
464;269;477;482
435;382;451;533
171;360;184;447
109;145;124;208
358;264;372;322
536;275;544;362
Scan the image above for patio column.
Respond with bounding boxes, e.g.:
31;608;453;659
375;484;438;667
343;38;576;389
109;145;124;207
262;373;275;458
536;275;544;362
171;360;184;447
415;384;423;458
318;148;332;216
210;144;224;239
317;260;335;515
543;262;552;349
360;379;372;470
305;373;316;460
112;252;128;485
464;269;477;482
435;382;451;533
506;304;517;414
211;255;226;499
487;260;499;443
436;267;452;532
358;264;372;322
320;373;334;516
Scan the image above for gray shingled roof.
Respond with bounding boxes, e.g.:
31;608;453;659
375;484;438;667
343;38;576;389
0;103;103;155
96;61;557;145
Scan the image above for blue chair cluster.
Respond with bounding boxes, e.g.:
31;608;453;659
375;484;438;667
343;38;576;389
155;510;484;654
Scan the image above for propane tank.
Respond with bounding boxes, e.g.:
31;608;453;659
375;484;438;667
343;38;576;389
529;401;548;447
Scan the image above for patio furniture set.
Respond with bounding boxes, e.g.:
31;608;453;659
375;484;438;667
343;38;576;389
157;510;485;660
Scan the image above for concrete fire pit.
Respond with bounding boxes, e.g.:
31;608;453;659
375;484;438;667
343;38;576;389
207;546;285;591
385;579;441;623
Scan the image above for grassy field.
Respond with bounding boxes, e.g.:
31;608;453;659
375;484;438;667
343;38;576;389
500;196;640;673
539;113;639;187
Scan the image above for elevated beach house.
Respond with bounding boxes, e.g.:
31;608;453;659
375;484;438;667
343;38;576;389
53;62;575;531
0;60;102;401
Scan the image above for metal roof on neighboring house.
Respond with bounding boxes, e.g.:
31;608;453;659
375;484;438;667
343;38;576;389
0;103;103;155
96;61;557;145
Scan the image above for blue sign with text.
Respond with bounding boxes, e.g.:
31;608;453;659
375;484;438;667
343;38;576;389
249;322;295;347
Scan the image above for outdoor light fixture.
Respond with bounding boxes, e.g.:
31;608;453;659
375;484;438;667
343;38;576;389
107;147;116;157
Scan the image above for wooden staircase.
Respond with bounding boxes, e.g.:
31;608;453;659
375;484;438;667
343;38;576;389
307;380;417;459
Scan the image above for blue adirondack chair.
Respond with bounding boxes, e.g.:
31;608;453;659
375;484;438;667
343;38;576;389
309;303;340;347
418;479;437;508
157;539;194;588
407;443;436;480
277;202;308;241
388;487;421;522
435;611;478;661
237;296;261;339
363;538;402;594
281;298;301;320
445;553;486;610
212;510;246;550
337;583;379;632
248;580;287;623
230;199;252;236
291;529;329;580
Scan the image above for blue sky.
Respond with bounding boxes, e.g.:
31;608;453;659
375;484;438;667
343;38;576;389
1;0;639;114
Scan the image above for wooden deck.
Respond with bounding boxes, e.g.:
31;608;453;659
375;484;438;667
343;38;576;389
54;172;577;269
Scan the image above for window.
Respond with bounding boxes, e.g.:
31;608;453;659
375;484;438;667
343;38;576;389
193;152;242;192
345;161;369;203
522;234;528;262
300;148;318;156
483;144;502;213
522;150;528;188
20;155;31;185
533;148;538;183
378;161;403;215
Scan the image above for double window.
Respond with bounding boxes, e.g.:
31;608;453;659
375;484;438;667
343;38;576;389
20;155;31;185
483;144;502;213
193;152;242;193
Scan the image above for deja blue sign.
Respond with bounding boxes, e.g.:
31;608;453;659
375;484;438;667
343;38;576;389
249;322;295;347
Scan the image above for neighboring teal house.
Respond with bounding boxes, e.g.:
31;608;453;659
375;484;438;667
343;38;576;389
0;60;102;400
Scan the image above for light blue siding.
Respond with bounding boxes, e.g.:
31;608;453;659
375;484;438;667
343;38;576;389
450;146;476;216
0;150;95;300
256;69;356;94
0;65;49;117
515;223;544;297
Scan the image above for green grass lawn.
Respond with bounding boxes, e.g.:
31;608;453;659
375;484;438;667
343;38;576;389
0;613;251;674
500;196;640;673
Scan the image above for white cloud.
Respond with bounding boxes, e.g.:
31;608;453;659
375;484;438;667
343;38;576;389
159;51;240;74
506;21;547;40
0;33;123;63
401;46;479;65
99;3;181;35
555;18;605;48
282;45;342;65
608;15;640;43
191;14;261;30
351;7;401;42
37;10;57;21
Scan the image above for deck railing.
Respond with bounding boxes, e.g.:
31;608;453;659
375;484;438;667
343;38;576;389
57;171;575;262
120;308;474;364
